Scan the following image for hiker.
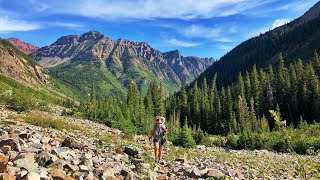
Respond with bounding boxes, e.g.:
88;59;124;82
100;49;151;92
150;116;167;163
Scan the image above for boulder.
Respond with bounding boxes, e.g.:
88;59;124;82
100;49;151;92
0;173;16;180
35;152;51;167
48;168;67;180
206;169;224;179
63;163;76;172
13;153;39;173
234;169;245;180
61;138;86;150
0;146;11;154
18;133;29;140
25;172;41;180
79;165;89;172
6;166;20;175
0;139;20;152
0;154;8;173
123;147;138;157
174;157;187;164
41;137;51;144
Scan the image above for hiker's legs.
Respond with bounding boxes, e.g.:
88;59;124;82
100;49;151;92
158;144;163;160
154;142;159;159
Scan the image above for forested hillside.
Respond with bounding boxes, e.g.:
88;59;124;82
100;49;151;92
195;1;320;88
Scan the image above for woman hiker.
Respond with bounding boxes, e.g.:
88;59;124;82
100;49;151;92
150;116;167;163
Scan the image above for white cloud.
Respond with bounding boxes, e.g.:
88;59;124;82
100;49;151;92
217;45;234;51
0;16;40;32
29;0;49;11
246;18;291;38
43;0;273;20
181;24;236;42
271;18;290;29
276;0;318;12
48;22;83;29
168;38;201;47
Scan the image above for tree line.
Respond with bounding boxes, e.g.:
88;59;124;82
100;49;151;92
78;51;320;147
166;51;320;136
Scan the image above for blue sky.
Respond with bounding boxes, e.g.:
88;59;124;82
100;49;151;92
0;0;318;59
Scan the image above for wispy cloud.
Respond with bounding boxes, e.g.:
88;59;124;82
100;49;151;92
271;18;290;29
180;24;236;42
275;0;318;12
0;16;40;32
246;18;291;38
168;38;201;47
41;0;276;20
217;45;234;51
47;22;83;29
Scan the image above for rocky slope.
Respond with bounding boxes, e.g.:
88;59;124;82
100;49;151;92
7;38;39;54
1;107;319;180
0;39;49;86
31;31;214;97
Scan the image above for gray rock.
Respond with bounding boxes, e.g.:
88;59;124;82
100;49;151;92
79;165;89;172
0;145;11;154
35;152;51;167
206;169;224;179
32;143;43;149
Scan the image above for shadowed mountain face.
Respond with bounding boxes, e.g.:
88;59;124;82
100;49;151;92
32;31;214;97
7;38;39;54
194;1;320;88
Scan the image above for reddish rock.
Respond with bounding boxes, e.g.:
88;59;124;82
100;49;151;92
48;168;67;180
0;173;16;180
7;38;39;54
115;149;124;154
7;134;20;140
0;154;9;173
157;175;168;180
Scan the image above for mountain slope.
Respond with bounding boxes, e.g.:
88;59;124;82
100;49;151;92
196;1;320;88
0;39;48;86
32;31;214;98
7;38;39;54
0;39;64;109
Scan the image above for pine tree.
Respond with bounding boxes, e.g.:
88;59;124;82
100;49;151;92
251;64;261;114
178;122;196;148
180;80;188;126
244;71;252;103
237;72;245;98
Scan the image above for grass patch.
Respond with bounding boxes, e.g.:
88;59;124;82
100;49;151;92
21;111;93;137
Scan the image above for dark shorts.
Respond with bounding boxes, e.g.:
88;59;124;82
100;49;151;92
153;138;165;146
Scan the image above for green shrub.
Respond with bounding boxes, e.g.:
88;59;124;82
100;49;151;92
200;135;213;147
175;124;196;148
212;136;224;147
226;133;239;148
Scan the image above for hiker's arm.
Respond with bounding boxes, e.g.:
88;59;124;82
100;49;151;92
162;125;167;134
150;129;155;137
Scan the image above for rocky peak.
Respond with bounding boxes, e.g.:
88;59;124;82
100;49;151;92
165;50;182;59
7;38;39;54
78;30;104;42
52;35;80;46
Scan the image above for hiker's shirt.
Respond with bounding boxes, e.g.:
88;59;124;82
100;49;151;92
153;124;166;140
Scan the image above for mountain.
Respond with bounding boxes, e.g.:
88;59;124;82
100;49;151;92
0;39;65;110
0;39;48;86
7;38;39;54
195;1;320;88
32;31;214;98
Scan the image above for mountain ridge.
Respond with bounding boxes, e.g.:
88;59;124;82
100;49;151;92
32;30;214;98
